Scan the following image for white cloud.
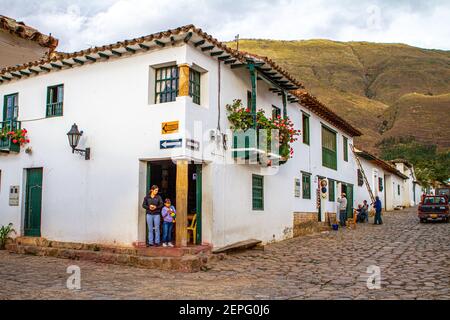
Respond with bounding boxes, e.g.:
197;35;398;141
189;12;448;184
2;0;449;51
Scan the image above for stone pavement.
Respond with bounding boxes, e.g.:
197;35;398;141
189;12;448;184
0;207;449;300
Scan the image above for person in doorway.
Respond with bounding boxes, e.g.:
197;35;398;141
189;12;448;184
373;196;383;225
337;193;347;227
142;185;164;246
161;198;176;247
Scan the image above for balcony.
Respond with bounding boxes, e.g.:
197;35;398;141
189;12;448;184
0;120;21;153
46;102;63;117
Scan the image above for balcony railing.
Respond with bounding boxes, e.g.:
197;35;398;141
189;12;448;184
231;129;282;165
0;120;21;153
46;102;63;117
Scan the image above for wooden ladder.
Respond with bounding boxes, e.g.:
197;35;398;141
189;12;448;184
350;144;375;204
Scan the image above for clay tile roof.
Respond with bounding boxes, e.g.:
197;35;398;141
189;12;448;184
0;15;58;51
354;149;409;179
292;89;362;137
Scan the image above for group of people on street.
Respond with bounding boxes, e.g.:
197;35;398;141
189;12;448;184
337;193;383;227
142;185;177;247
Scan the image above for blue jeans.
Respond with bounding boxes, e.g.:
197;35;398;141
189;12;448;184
339;210;347;227
146;214;161;245
374;211;383;225
162;221;174;243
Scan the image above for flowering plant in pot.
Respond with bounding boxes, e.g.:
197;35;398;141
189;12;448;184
226;100;300;163
0;223;16;250
0;128;30;146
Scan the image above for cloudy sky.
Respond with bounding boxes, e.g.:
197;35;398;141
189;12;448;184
2;0;450;52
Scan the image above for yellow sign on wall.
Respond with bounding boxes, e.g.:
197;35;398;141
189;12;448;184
162;121;179;134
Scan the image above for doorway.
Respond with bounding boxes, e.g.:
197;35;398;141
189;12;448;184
146;160;202;245
341;183;354;218
24;168;43;237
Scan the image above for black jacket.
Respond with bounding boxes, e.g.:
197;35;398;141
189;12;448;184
142;195;163;215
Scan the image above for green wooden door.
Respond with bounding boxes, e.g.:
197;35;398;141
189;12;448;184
24;168;43;237
346;185;354;218
195;164;202;244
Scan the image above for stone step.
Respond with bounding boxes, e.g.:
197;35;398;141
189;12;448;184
212;239;262;254
6;243;214;272
14;237;212;257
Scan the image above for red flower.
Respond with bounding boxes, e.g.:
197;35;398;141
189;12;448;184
12;139;18;144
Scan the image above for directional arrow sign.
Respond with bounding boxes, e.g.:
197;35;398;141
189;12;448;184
160;139;182;149
162;121;179;134
186;138;200;151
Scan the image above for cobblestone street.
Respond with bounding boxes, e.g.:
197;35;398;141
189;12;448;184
1;207;449;300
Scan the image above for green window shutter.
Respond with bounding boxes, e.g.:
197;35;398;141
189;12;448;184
328;179;335;201
46;84;64;117
252;174;264;210
343;136;348;162
189;68;201;105
322;126;337;170
302;114;310;145
379;177;384;192
398;185;401;195
302;173;311;199
247;91;252;109
155;66;179;104
3;93;19;121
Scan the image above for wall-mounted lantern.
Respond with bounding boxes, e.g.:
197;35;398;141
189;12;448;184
67;123;90;160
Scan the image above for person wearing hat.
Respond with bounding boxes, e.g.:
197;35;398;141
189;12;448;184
337;193;348;227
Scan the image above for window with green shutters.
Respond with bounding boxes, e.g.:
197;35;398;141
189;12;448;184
328;179;335;201
322;125;337;170
3;93;19;121
302;113;310;145
46;84;64;117
343;136;348;162
379;177;384;192
357;169;364;186
189;68;201;105
302;173;311;199
252;174;264;210
155;66;179;104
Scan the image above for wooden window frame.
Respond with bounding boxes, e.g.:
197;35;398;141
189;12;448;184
302;113;310;145
357;169;364;186
155;65;179;104
252;174;264;211
302;173;311;199
46;84;64;117
379;177;384;192
343;136;349;162
321;125;337;170
3;93;19;121
272;105;281;119
189;68;201;105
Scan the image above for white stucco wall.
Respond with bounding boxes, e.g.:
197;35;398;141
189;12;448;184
1;41;358;248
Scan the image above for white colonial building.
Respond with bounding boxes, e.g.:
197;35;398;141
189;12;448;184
391;160;423;207
0;25;364;249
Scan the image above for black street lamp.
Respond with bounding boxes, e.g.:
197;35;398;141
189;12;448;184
67;123;90;160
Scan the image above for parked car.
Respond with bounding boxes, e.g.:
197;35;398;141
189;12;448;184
418;195;449;223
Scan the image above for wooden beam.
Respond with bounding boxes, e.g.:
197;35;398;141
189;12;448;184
139;43;150;50
210;51;224;56
170;36;176;46
50;63;62;69
40;66;51;72
224;59;237;64
98;52;110;59
29;68;40;74
62;61;74;68
85;55;97;62
11;73;21;79
201;45;214;52
155;40;165;47
111;49;122;56
194;40;205;47
231;63;246;69
73;58;85;65
176;160;189;247
125;46;136;53
19;70;31;76
218;55;231;61
184;32;193;43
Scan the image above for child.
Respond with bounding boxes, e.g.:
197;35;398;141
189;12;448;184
161;199;176;247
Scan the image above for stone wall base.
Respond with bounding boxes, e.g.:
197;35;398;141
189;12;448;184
293;212;334;237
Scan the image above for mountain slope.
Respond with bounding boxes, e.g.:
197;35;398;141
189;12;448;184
228;39;450;154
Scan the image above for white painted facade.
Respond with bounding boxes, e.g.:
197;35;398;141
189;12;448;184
0;35;359;248
392;162;423;206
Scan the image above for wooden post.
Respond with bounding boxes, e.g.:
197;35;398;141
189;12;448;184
178;64;190;97
176;160;188;247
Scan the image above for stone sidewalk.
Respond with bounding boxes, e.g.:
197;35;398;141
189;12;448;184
0;207;449;300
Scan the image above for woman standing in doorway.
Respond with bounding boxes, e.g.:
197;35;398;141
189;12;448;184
142;185;164;246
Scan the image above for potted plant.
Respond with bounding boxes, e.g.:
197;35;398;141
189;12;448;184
0;223;16;250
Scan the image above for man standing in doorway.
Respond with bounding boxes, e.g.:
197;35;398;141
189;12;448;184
373;196;383;225
337;193;347;227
